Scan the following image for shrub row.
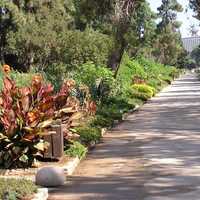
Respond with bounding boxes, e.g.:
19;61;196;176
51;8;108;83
63;56;180;158
0;55;180;164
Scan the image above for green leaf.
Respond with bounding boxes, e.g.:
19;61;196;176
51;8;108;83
34;141;49;151
19;154;28;163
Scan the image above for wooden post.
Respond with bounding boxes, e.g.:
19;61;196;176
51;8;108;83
44;124;64;159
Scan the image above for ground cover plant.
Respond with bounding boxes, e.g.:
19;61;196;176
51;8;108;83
0;178;37;200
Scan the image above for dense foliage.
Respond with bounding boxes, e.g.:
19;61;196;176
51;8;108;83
0;0;185;167
0;66;95;168
0;0;185;72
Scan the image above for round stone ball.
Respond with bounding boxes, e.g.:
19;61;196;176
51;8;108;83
36;167;65;187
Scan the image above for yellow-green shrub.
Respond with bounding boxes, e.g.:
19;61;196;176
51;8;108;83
132;84;156;100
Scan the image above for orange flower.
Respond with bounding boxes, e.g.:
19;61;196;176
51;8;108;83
27;111;39;123
32;74;43;92
32;75;43;86
2;64;11;74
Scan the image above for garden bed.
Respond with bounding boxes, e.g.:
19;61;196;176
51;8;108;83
0;156;74;181
0;178;38;200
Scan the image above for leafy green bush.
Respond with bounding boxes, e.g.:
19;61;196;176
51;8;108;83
169;66;180;79
75;127;101;145
0;65;36;90
59;28;114;68
97;105;123;120
73;63;118;101
132;84;156;100
65;141;87;159
0;178;37;199
117;54;147;88
43;63;67;91
132;84;156;96
90;115;114;128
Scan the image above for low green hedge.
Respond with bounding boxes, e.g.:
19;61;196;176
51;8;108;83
75;126;101;145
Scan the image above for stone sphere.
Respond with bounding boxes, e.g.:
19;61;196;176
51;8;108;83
36;167;65;187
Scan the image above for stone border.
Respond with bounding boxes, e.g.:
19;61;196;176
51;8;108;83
57;104;142;177
0;103;142;199
62;156;80;175
32;188;48;200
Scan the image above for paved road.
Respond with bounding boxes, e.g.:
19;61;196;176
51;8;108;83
48;72;200;200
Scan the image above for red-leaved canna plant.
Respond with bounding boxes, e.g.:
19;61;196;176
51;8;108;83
0;66;96;169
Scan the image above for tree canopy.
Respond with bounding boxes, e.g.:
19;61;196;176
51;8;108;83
0;0;186;72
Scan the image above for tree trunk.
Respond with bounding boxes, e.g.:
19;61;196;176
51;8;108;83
107;25;128;77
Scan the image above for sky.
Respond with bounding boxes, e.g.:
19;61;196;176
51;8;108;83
147;0;200;38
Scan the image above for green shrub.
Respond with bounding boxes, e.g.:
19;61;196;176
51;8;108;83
97;104;124;120
90;115;114;128
133;84;156;96
60;28;114;68
0;65;36;90
117;54;147;88
75;127;101;145
73;63;118;101
132;84;156;100
137;57;180;84
43;63;67;91
0;178;37;199
65;141;87;159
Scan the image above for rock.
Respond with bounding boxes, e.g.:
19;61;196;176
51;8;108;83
36;167;65;187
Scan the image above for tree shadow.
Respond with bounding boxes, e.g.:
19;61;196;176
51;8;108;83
48;73;200;200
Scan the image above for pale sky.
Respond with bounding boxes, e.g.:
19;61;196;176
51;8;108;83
147;0;200;38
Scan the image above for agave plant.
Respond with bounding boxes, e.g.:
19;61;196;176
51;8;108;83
0;66;96;168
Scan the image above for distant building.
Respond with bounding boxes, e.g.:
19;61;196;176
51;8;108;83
182;36;200;53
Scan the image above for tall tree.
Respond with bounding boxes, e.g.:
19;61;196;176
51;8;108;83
0;0;73;70
107;0;144;74
126;1;156;58
190;0;200;20
153;0;184;65
73;0;145;74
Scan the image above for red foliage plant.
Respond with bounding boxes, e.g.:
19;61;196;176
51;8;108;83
0;67;96;169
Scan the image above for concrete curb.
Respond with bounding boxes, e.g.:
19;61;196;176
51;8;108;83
62;156;80;175
32;188;48;200
50;104;142;178
122;104;140;120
